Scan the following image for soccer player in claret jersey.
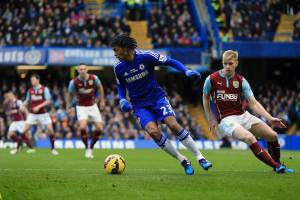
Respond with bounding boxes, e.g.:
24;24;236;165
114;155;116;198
21;74;59;155
111;34;212;175
67;64;105;159
203;50;293;173
5;91;35;154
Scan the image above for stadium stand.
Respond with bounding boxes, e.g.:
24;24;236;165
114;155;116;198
0;0;131;47
147;0;202;48
212;0;300;42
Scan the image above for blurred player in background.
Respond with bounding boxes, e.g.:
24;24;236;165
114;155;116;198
111;34;212;175
5;91;35;154
67;64;105;159
21;74;59;155
203;50;293;173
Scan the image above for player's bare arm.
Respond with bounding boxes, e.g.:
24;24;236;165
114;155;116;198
32;99;51;113
66;92;74;112
98;82;105;109
203;93;217;132
21;100;28;113
248;96;286;128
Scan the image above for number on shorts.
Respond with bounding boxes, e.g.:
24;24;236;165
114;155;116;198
160;105;174;116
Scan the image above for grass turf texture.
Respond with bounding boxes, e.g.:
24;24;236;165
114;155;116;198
0;149;299;200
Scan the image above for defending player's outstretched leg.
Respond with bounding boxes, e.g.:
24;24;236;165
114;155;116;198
181;160;194;175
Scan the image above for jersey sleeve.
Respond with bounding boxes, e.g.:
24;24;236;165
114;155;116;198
94;75;101;87
242;78;254;99
44;87;51;100
144;51;168;66
17;100;23;109
203;76;212;95
68;80;75;94
25;91;30;101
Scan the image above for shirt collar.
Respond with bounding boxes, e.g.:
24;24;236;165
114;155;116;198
33;85;41;90
78;74;89;81
219;70;235;80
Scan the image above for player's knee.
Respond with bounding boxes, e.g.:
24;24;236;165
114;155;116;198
244;133;256;144
94;123;103;132
167;121;181;133
269;131;278;141
146;127;160;141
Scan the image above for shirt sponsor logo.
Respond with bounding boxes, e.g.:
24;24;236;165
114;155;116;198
31;95;43;101
217;93;238;101
125;70;149;83
79;88;94;94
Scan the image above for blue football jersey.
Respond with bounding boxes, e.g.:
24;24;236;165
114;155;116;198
114;50;169;108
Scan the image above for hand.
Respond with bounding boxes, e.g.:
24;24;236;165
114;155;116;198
32;106;40;113
269;117;286;129
119;99;133;112
208;120;218;134
20;105;27;113
99;100;105;110
185;70;201;79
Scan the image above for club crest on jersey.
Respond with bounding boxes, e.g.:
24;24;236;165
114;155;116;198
233;81;239;88
88;80;94;85
139;64;145;70
38;89;43;94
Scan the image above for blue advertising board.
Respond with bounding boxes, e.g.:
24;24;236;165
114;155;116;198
48;48;116;66
0;47;46;65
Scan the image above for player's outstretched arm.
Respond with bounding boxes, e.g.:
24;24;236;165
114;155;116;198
164;58;201;79
248;96;286;128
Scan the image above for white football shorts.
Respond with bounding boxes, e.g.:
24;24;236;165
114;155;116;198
218;111;262;137
26;113;52;125
8;121;25;133
76;104;103;122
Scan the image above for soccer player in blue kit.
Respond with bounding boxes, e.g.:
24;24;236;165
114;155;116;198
111;34;212;175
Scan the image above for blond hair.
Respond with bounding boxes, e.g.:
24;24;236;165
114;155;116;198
223;50;238;61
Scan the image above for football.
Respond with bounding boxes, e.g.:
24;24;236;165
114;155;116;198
104;154;126;174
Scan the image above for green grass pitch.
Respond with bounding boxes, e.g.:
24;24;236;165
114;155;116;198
0;149;299;200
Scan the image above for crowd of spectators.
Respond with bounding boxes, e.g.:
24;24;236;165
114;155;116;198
148;0;202;48
253;83;299;133
0;0;131;47
0;78;205;142
293;18;300;41
213;0;297;41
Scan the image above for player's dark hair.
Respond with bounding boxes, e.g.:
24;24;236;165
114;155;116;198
111;34;137;50
31;73;40;80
